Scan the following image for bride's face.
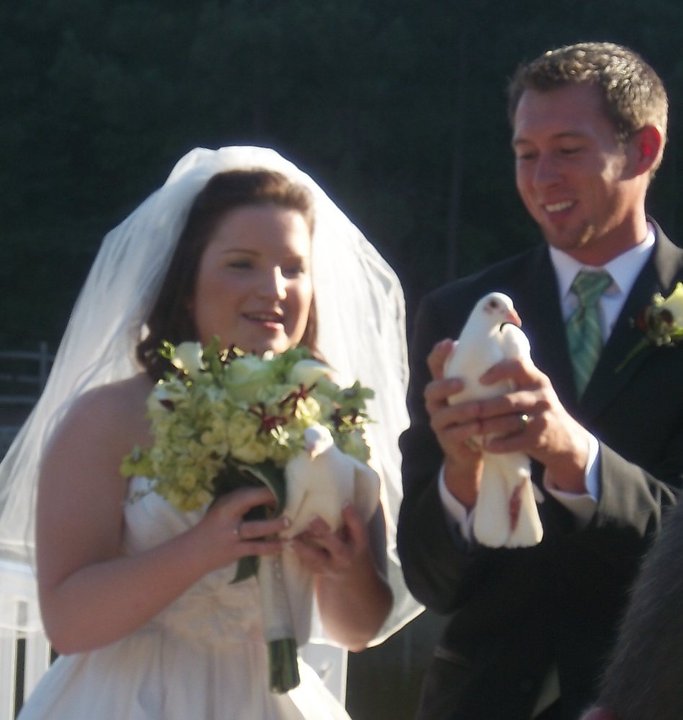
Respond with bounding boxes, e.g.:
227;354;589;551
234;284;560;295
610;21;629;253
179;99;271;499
192;204;313;355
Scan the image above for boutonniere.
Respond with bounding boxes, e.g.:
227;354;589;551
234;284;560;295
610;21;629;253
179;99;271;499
617;282;683;372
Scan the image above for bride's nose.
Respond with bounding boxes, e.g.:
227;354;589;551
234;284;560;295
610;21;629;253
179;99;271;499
258;267;287;299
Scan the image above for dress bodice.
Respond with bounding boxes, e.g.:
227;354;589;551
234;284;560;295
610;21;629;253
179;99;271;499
123;477;263;647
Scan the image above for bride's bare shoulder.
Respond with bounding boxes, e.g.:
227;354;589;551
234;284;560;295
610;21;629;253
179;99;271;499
73;373;152;413
54;374;154;446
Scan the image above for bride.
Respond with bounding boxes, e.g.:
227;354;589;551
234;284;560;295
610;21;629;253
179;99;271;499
0;146;421;719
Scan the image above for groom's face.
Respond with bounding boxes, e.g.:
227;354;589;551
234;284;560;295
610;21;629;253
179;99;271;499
512;82;642;266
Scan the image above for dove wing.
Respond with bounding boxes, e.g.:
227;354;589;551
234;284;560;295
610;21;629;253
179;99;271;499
283;452;311;536
284;445;359;536
474;451;543;548
472;456;511;547
445;331;509;404
499;323;531;362
507;472;544;547
350;458;381;522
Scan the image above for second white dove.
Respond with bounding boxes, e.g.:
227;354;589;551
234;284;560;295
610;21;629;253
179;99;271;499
443;292;543;548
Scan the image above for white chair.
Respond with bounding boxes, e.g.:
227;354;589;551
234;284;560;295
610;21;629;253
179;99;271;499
1;629;51;720
0;560;50;719
300;642;348;702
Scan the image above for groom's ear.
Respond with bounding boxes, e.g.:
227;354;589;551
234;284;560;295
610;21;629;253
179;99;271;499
631;124;664;175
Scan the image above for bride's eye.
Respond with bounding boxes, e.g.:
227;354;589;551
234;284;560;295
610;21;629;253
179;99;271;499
282;262;306;278
227;259;254;270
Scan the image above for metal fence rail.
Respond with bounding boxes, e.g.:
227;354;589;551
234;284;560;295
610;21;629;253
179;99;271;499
0;344;53;406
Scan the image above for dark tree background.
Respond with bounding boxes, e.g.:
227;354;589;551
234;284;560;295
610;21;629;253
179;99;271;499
2;0;682;350
2;2;683;717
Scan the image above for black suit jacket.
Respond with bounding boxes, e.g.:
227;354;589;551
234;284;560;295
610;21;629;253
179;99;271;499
398;224;683;720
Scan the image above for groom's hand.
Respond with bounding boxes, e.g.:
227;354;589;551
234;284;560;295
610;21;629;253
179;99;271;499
477;355;591;494
424;339;483;510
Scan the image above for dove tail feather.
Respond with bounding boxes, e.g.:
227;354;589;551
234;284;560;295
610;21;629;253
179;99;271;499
473;457;511;548
473;452;543;548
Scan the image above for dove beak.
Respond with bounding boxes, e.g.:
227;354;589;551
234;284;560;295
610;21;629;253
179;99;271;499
304;436;321;457
506;308;522;327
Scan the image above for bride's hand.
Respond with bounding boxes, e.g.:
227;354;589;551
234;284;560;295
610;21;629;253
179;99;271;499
293;504;392;649
289;504;368;578
191;487;288;572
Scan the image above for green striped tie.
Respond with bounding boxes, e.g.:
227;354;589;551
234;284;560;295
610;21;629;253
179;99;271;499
566;270;612;396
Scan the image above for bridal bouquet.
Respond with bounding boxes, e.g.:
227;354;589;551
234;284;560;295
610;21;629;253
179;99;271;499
120;338;377;693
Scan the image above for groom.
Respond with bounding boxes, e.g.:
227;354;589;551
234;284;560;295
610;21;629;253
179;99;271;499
398;42;683;719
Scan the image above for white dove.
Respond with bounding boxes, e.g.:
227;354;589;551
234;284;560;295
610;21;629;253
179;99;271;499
282;424;380;538
443;292;543;548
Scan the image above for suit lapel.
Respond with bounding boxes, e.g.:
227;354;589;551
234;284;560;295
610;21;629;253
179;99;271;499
581;228;683;418
513;248;579;412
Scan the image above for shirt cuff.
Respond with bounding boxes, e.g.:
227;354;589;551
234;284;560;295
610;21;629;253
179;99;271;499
544;433;600;527
438;465;473;541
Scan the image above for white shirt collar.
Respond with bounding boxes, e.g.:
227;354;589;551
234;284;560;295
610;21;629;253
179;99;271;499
549;224;655;303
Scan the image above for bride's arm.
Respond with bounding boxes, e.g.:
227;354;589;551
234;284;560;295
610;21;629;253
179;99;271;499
36;380;286;655
292;505;392;652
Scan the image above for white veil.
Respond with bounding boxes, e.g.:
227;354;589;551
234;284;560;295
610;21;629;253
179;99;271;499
0;146;422;640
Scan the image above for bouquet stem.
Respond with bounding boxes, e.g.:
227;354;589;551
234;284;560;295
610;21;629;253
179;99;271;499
257;554;300;694
267;637;300;694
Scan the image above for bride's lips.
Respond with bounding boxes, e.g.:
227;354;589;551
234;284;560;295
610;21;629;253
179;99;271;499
243;311;284;327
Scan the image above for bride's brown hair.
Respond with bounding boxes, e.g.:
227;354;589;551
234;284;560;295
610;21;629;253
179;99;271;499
136;169;318;380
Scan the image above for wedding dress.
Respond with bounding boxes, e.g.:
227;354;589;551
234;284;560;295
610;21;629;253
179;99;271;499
2;146;423;719
17;477;350;720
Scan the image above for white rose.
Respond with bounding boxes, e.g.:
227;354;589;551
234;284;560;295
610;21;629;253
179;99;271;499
288;359;333;387
171;342;204;377
657;282;683;325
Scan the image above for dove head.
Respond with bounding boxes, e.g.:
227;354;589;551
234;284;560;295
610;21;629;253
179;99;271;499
478;292;521;329
303;424;334;458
